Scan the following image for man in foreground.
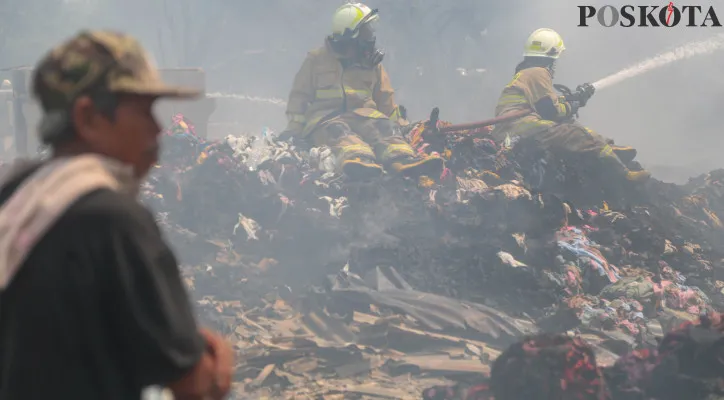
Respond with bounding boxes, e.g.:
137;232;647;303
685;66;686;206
0;30;233;399
283;2;443;181
490;28;650;183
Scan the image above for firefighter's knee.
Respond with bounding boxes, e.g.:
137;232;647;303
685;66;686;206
373;118;395;136
326;121;353;140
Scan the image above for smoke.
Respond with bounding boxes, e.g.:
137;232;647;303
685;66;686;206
1;0;722;181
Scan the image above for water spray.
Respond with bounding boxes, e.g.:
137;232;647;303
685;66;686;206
592;33;724;90
206;92;287;106
204;33;724;134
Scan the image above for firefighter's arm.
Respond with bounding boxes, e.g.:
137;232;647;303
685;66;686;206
374;64;403;122
284;53;315;134
526;72;576;121
533;96;578;121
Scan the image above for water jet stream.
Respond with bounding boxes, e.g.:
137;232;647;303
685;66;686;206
593;33;724;90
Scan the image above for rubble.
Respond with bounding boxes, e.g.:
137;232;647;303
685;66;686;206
143;114;723;398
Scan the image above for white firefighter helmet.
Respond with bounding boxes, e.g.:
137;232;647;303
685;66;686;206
331;2;379;38
524;28;566;59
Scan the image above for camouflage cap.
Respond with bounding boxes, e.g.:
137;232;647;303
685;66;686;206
32;30;200;112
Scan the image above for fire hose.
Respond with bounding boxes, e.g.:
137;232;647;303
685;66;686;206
433;83;591;134
437;109;532;133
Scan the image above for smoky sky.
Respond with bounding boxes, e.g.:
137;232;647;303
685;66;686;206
2;0;722;182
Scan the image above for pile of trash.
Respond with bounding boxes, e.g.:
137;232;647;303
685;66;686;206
145;114;723;399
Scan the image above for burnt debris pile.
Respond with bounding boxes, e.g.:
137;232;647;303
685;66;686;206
144;115;724;398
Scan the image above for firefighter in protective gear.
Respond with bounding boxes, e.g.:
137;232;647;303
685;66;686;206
282;3;443;181
490;28;650;183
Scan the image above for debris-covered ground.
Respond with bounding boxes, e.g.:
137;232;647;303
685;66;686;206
144;114;724;399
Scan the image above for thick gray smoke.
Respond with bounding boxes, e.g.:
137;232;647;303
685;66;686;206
1;0;722;181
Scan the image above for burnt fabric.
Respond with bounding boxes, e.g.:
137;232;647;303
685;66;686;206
422;382;494;400
603;348;659;400
490;334;610;400
309;112;415;169
646;313;724;400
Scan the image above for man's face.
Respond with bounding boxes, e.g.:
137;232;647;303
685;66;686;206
74;93;161;178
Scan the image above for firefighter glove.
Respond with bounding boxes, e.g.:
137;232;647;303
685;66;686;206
398;105;408;120
575;83;595;106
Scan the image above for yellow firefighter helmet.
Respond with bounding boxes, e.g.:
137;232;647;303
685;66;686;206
524;28;566;59
331;2;379;39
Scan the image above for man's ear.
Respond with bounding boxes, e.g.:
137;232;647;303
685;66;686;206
71;95;103;142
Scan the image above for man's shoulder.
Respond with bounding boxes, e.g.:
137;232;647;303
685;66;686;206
0;161;154;230
66;188;154;228
50;189;163;256
0;160;158;242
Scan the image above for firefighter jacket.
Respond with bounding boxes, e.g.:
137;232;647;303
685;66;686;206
284;40;402;137
491;66;575;139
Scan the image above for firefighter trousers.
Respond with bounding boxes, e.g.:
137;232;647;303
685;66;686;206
308;113;416;170
495;117;642;179
537;122;614;157
500;118;615;159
